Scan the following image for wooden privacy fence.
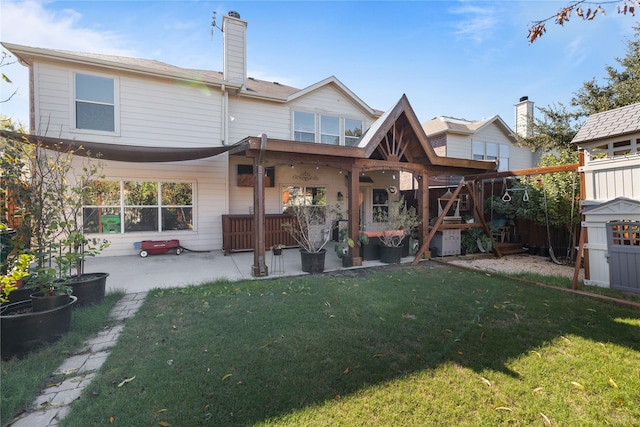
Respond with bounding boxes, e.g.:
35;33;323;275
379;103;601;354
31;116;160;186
222;214;298;255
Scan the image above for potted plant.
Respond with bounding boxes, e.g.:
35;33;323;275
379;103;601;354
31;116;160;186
0;253;34;305
373;196;421;264
282;192;341;274
0;252;78;359
272;244;285;256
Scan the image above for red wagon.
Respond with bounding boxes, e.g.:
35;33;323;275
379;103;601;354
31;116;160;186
139;240;182;257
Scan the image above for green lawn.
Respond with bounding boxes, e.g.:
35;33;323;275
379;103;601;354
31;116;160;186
60;262;639;426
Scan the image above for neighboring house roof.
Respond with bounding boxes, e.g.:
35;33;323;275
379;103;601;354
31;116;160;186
422;115;517;142
572;102;640;144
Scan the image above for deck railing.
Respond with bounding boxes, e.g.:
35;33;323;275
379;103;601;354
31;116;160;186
222;214;298;255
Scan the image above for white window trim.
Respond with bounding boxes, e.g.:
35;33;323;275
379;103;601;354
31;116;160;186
70;71;121;136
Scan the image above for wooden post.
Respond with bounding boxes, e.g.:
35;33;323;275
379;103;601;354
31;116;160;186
572;223;586;290
251;134;268;277
417;172;430;259
346;165;362;266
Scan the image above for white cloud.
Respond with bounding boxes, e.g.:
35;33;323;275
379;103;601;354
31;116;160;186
450;3;500;44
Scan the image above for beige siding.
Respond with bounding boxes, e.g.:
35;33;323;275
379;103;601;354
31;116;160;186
290;85;370;123
228;97;290;142
445;135;471;159
33;62;222;148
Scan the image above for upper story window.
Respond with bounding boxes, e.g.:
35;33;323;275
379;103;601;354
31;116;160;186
75;73;116;132
293;111;363;146
320;115;340;145
345;118;363;146
473;141;509;171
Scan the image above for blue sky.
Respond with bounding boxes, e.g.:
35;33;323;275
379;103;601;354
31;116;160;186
1;0;638;131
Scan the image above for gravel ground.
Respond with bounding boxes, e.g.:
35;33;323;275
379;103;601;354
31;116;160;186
444;253;584;281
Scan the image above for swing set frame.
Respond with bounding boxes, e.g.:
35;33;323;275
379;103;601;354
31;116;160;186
413;162;581;286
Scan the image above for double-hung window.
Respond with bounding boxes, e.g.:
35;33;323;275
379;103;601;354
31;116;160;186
320;115;340;145
75;73;116;132
345;118;363;146
293;111;315;142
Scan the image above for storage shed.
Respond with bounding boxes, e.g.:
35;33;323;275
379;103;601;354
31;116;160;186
581;198;640;292
572;102;640;292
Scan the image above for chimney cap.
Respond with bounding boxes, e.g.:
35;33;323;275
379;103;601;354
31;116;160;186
519;96;529;102
228;10;240;19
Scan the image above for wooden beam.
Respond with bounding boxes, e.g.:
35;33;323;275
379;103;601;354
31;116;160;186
466;181;502;258
464;163;579;181
572;224;586;290
346;166;362;267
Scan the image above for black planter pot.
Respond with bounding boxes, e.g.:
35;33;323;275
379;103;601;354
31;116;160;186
5;287;34;304
379;244;404;264
1;296;77;360
67;272;109;307
300;249;326;274
30;292;71;312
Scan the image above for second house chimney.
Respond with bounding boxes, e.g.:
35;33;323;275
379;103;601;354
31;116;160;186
223;11;247;87
515;96;534;138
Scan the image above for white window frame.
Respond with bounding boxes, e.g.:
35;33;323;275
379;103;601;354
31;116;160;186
292;111;365;146
83;179;195;234
344;118;363;146
71;71;120;136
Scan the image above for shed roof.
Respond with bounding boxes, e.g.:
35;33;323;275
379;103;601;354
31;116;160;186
572;102;640;144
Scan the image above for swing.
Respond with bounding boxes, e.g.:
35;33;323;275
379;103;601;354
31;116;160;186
542;175;563;265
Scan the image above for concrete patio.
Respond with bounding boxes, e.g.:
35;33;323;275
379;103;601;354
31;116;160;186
84;243;410;294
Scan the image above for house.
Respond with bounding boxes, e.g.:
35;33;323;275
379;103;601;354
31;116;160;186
572;102;640;293
1;11;496;275
421;96;539;173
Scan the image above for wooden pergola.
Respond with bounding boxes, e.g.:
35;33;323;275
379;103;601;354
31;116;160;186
229;95;497;276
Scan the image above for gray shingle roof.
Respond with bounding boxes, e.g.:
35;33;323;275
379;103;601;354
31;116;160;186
572;102;640;144
8;45;300;100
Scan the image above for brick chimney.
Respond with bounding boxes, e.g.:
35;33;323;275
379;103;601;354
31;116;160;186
223;11;247;87
515;96;534;138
